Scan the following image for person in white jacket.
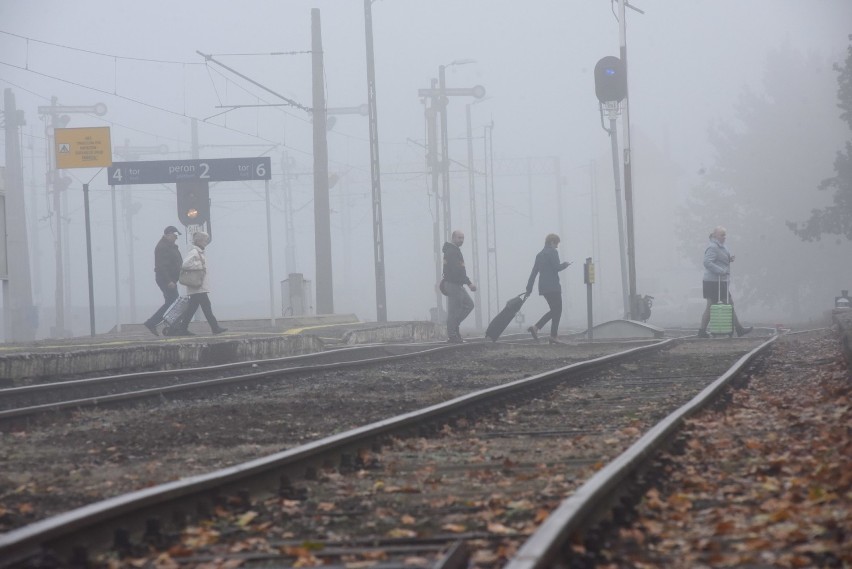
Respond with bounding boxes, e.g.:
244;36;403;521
171;231;227;335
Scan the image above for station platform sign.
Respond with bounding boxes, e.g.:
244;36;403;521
108;157;271;186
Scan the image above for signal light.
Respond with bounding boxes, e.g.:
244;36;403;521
594;56;627;103
176;180;209;226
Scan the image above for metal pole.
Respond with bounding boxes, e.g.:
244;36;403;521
488;122;499;310
124;187;137;323
585;257;594;341
264;179;276;326
465;104;482;330
53;170;66;336
364;0;388;322
311;8;334;315
426;84;443;322
83;183;95;336
618;0;638;316
483;122;493;323
111;185;121;332
554;157;568;323
281;152;296;274
438;65;451;242
609;112;630;318
2;88;36;341
46;103;67;337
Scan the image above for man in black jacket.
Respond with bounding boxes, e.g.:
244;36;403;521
442;230;477;343
143;226;183;336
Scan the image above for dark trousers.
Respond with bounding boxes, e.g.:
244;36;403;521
174;293;220;332
534;292;562;338
145;278;178;327
445;281;474;338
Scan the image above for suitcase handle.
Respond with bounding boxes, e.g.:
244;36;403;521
717;273;730;304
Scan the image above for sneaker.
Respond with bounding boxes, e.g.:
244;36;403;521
527;326;539;341
697;330;710;338
212;327;228;335
144;322;160;336
548;336;564;345
737;326;753;337
447;335;464;344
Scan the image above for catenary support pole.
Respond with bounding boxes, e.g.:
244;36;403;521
609;111;630;318
311;8;334;315
2;88;36;341
111;185;121;332
438;65;451;242
264;178;276;325
426;83;444;323
364;0;388;322
83;183;95;336
465;104;482;330
618;0;638;317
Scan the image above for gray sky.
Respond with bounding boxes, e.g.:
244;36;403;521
1;1;851;334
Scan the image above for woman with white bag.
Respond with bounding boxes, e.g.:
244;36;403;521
171;231;227;336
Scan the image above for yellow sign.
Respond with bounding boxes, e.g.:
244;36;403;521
55;127;112;169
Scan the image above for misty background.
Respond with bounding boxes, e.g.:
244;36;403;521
1;0;851;339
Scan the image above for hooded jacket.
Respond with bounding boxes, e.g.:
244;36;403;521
442;242;471;286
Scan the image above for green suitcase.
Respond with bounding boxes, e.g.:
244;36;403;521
708;302;733;336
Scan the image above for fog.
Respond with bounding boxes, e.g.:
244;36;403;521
1;0;851;339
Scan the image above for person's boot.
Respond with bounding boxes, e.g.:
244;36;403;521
697;329;710;338
548;336;564;345
144;321;159;336
527;326;539;341
737;326;753;337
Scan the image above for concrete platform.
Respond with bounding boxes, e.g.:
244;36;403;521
0;316;443;383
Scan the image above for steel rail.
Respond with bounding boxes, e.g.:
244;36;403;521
505;333;778;569
0;339;671;566
0;341;446;396
0;343;464;422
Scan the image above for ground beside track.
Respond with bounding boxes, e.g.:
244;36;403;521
598;329;851;568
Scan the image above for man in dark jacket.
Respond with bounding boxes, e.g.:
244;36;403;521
143;226;183;336
442;230;476;343
525;233;570;344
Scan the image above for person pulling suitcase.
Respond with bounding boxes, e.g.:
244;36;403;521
697;226;752;338
525;233;571;344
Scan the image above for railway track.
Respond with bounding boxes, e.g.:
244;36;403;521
0;335;775;568
0;343;468;426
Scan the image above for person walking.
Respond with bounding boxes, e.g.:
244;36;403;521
525;233;571;344
442;230;476;343
697;226;752;338
143;225;183;336
170;231;227;336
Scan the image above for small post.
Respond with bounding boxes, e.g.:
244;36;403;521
83;183;96;336
584;257;595;341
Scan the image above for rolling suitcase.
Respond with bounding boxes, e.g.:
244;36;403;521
707;276;733;337
485;293;527;342
161;295;190;336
